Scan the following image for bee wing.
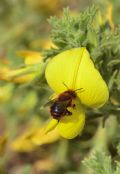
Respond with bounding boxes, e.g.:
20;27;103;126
56;100;69;108
41;99;56;109
44;100;55;107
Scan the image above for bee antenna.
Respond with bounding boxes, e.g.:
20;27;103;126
62;82;69;90
75;88;84;93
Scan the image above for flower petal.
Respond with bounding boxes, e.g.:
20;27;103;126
45;119;58;134
31;127;60;145
58;101;85;139
75;49;109;107
16;50;42;65
45;48;84;93
45;47;109;108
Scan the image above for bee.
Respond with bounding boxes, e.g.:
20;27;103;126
45;83;83;120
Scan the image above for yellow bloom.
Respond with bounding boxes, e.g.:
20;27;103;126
0;61;44;84
45;47;109;139
0;66;36;83
11;73;36;83
0;50;45;84
30;38;57;50
11;134;35;152
16;50;43;65
31;127;60;145
11;124;60;152
45;47;109;107
106;4;114;30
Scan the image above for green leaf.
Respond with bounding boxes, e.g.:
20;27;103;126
83;151;120;174
83;151;113;174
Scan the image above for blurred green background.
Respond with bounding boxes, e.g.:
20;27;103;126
0;0;120;174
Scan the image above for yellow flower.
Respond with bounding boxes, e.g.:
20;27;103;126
0;51;45;84
30;38;57;50
45;47;109;107
31;126;60;145
45;47;109;139
11;123;60;152
106;4;114;30
11;73;37;83
11;133;35;152
16;50;43;65
0;66;37;83
0;61;44;84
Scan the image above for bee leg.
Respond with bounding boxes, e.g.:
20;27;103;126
71;103;76;109
66;110;72;116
